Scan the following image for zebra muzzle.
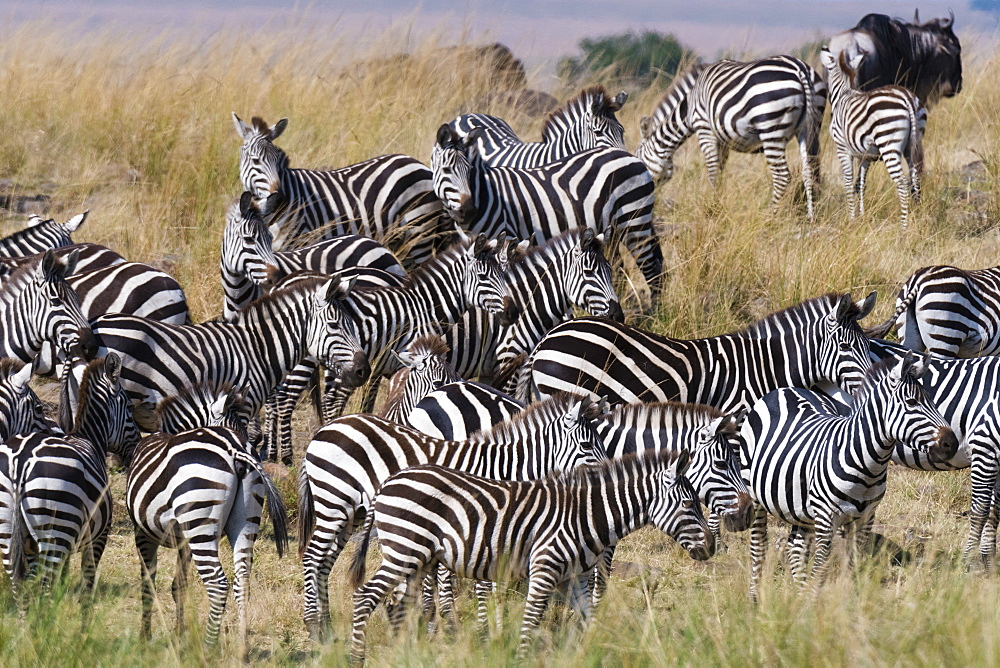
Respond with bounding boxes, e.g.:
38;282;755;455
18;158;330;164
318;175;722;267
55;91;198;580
70;327;99;361
722;493;755;532
927;426;959;464
497;297;521;327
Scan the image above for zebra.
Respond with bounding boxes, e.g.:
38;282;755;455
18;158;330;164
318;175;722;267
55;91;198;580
0;355;140;613
444;227;623;391
866;264;1000;358
635;56;827;220
430;125;662;296
742;353;958;600
220;192;405;321
0;242;125;277
0;248;97;365
124;421;288;648
522;292;877;411
132;380;257;443
0;211;88;257
448;85;628;166
0;358;54;440
91;273;369;413
819;47;926;228
379;335;461;424
297;392;607;640
231;113;446;261
347;451;712;662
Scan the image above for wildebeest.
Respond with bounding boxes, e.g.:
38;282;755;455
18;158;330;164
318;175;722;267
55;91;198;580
826;10;961;106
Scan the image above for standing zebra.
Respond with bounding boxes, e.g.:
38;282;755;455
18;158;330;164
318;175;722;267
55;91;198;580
444;227;623;391
0;355;140;610
348;451;712;661
448;86;628;166
0;211;88;257
91;274;368;411
819;47;926;227
220;192;405;321
742;353;957;600
232;114;445;261
125;421;288;648
379;335;462;424
522;292;877;410
298;393;606;640
866;264;1000;358
430;125;662;296
635;56;826;220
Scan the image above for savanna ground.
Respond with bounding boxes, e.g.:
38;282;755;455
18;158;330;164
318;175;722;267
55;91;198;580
0;16;998;667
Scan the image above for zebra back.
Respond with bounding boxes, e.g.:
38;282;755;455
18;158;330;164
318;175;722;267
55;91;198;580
0;211;87;258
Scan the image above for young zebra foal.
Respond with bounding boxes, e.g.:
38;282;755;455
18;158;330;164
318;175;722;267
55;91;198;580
348;451;712;662
379;335;461;424
742;352;958;601
820;46;926;227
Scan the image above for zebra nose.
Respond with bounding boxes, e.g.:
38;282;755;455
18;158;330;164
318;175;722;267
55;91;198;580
723;493;755;532
71;327;99;361
458;196;477;223
689;532;716;561
606;301;625;323
497;297;520;327
928;426;959;464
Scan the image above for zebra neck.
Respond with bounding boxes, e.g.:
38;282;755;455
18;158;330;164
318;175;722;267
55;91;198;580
584;469;652;545
846;395;904;466
237;294;312;392
360;258;470;330
506;249;571;327
0;275;45;360
220;267;260;321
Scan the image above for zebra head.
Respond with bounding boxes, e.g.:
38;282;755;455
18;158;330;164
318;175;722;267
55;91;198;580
431;124;478;226
305;274;370;389
460;232;519;326
540;86;628;151
0;359;51;440
63;354;141;460
818;291;877;394
565;228;624;322
687;410;754;532
864;352;958;463
13;248;97;364
221;192;283;318
382;336;462;423
635;64;704;182
232;112;289;205
547;396;608;472
647;451;716;561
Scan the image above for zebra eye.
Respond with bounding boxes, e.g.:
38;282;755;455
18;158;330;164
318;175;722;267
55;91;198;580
839;342;852;352
905;396;920;407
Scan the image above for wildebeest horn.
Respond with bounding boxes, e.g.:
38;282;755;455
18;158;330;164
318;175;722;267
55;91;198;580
943;9;954;29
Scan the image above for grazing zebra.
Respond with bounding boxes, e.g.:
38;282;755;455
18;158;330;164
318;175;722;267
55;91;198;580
220;192;405;320
0;248;97;365
125;423;288;648
91;274;368;413
132;380;257;443
232;114;445;261
430;125;662;296
379;335;461;424
448;86;628;166
298;393;607;640
522;292;877;411
742;353;957;600
0;355;140;610
635;56;826;220
348;451;712;661
0;211;88;257
866;265;1000;358
819;47;926;227
445;227;623;391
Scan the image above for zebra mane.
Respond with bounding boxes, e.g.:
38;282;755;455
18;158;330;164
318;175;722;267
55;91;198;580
71;357;113;436
0;219;63;248
603;400;723;430
401;334;451;359
471;391;597;444
651;63;707;115
742;293;852;338
540;85;617;139
352;237;475;295
233;275;327;324
156;380;249;421
250;116;272;136
851;358;905;403
547;450;684;487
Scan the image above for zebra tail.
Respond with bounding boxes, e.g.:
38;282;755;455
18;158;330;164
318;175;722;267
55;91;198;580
308;367;323;423
795;62;821;184
297;462;315;559
235;450;289;558
9;471;27;585
349;509;376;590
864;280;917;340
908;101;924;179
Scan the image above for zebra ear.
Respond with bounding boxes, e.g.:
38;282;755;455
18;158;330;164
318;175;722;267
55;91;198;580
131;401;161;433
103;353;122;386
610;91;628;111
639;116;654;140
323;274;357;303
239;191;254;217
819;47;835;69
62;211;88;233
464;127;484;148
209;393;229;422
396;350;416;368
833;293;854;321
855;291;877;321
580;227;596;250
26;214;48;228
232;112;252;140
61;247;81;277
40;248;76;281
905;352;929;380
472;234;489;256
672;450;691;478
270;118;288;141
436;124;454;147
9;361;33;394
894;351;918;381
914;8;921;24
590;91;605;115
568;399;586;422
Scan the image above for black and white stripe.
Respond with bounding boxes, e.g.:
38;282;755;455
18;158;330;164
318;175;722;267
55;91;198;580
0;243;125;277
431;125;662;295
522;292;877;411
347;451;711;661
232;114;445;262
0;355;139;611
636;56;826;220
742;354;957;599
0;211;88;257
449;86;628;167
125;422;288;647
379;335;461;424
297;393;607;641
91;274;368;412
819;47;926;228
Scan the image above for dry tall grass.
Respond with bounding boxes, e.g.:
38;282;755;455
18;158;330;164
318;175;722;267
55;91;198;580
0;16;998;667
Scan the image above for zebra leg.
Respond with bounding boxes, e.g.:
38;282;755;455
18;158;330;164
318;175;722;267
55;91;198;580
856;160;871;218
567;571;595;627
518;565;559;658
192;542;231;646
798;128;818;221
321;372;355;423
272;362;319;464
386;575;420;635
786;526;813;588
474;580;497;639
591;545;615;609
849;515;875;570
225;476;263;653
965;443;997;568
983;492;1000;570
421;572;437;633
761;138;792;212
135;533;159;641
880;150;910;227
351;565;411;664
172;544;191;634
696;131;725;188
302;521;351;641
749;505;768;604
808;514;838;592
80;524;110;629
436;566;459;635
707;512;722;548
836;146;856;220
261;394;278;461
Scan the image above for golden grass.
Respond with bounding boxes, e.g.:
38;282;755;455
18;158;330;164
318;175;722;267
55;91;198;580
0;15;998;666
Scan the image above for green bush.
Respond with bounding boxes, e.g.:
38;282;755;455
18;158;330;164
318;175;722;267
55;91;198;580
558;30;697;87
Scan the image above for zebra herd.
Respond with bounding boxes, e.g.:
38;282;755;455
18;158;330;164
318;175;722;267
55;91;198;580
0;30;993;662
